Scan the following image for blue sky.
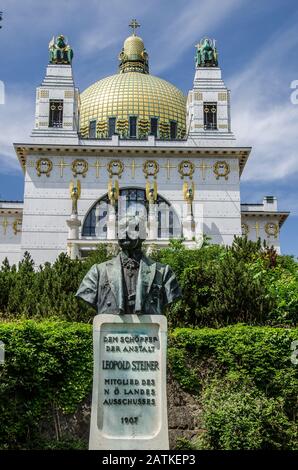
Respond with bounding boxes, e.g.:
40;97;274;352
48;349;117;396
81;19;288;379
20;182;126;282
0;0;297;256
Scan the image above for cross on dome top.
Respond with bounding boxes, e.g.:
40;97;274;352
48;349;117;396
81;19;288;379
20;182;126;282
129;19;140;36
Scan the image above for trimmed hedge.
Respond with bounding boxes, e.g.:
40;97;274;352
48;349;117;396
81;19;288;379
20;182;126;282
0;321;297;449
0;321;92;449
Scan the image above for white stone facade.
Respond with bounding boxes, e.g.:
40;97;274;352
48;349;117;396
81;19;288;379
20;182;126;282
0;202;23;265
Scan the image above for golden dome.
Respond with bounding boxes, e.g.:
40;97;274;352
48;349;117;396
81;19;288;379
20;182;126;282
80;73;186;140
79;28;186;140
123;35;144;58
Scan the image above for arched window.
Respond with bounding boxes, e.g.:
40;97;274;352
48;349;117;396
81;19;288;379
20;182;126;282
82;188;181;239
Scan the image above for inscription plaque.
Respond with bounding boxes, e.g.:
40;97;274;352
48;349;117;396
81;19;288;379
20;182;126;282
89;314;168;450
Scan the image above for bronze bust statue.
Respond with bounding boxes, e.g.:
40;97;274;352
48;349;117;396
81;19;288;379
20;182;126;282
76;216;181;315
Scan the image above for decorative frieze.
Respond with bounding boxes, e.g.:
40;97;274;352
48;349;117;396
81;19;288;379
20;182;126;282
107;160;124;179
178;160;195;179
39;90;49;98
72;159;88;178
213;161;230;180
143;160;159;179
30;156;235;183
265;222;279;238
241;223;249;235
36;158;53;177
218;92;227;101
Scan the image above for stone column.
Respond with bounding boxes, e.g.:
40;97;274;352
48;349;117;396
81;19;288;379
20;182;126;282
89;314;169;450
183;202;195;240
66;214;81;259
147;204;158;240
107;204;117;240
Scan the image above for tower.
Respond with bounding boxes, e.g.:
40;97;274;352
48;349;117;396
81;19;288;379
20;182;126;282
31;35;79;144
187;38;235;146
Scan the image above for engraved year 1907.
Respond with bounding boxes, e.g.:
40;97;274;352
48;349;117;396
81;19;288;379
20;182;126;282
121;417;139;424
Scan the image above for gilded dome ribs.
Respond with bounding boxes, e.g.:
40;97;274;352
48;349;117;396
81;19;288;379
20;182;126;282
79;30;186;141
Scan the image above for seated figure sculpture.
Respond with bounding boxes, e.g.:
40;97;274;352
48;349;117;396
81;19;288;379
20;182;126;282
195;37;218;67
76;215;181;315
49;35;73;65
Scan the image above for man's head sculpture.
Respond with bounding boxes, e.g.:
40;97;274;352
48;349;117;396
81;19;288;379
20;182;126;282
76;213;181;315
118;215;147;253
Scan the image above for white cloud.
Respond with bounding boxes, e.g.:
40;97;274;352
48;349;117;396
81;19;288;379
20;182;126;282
151;0;246;73
77;0;154;55
230;23;298;182
0;89;34;174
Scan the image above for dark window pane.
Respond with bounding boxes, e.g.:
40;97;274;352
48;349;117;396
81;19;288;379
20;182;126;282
49;100;63;128
129;116;137;138
169;211;174;237
170;121;177;139
150;118;158;137
81;188;181;240
130;189;137;200
137;190;144;201
89;120;96;138
108;117;116;137
203;102;217;130
158;212;161;238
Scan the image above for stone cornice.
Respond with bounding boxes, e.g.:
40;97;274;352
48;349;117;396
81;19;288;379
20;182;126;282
14;143;251;176
241;211;289;227
0;208;23;217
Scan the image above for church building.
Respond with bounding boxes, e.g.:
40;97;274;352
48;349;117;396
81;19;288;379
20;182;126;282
0;21;289;265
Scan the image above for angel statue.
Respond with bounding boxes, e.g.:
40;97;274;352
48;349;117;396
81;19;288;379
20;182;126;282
108;179;119;207
49;35;73;65
183;181;195;204
145;181;157;205
69;180;81;215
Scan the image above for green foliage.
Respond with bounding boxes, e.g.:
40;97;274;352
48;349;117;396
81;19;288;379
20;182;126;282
167;348;200;393
0;322;297;450
198;379;297;450
0;321;92;449
0;237;297;328
169;325;298;450
174;437;199;450
151;239;223;279
34;437;87;450
0;246;111;322
169;325;298;408
166;237;298;327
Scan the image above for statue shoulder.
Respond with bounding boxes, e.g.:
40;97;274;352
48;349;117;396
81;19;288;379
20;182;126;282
141;254;173;274
89;260;110;272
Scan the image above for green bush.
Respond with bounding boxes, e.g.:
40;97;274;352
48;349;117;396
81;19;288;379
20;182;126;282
0;322;297;449
198;379;297;450
0;246;111;322
169;325;298;409
165;238;298;328
169;325;298;450
0;321;92;449
171;253;273;327
0;237;297;327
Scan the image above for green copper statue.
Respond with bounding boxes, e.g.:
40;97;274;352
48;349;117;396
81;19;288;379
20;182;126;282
76;215;181;315
195;38;218;67
49;35;73;65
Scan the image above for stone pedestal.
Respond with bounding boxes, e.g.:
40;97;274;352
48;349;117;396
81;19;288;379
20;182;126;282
89;314;169;450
